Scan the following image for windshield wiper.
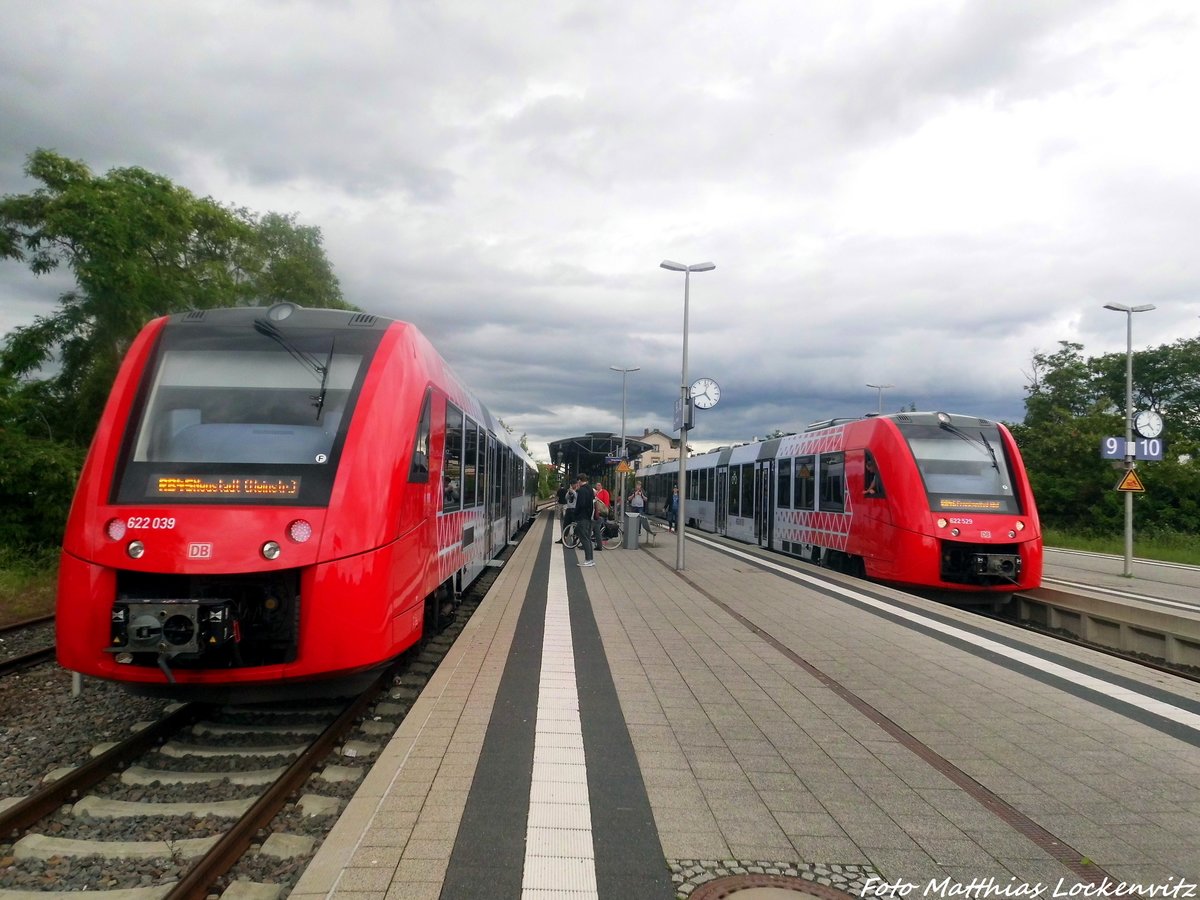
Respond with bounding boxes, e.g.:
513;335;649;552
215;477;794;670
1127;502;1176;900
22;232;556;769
253;318;333;420
938;420;1001;472
312;340;334;420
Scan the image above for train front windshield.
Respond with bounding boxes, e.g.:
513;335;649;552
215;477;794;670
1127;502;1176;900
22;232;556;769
114;322;378;505
899;422;1023;515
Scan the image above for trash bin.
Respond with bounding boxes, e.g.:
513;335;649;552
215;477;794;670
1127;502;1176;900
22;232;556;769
623;512;641;549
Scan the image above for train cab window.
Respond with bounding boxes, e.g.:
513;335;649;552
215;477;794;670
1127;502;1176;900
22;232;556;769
444;404;463;511
794;456;814;510
818;452;844;512
900;421;1021;513
863;451;884;498
408;391;431;483
113;319;382;506
130;349;361;467
463;421;479;506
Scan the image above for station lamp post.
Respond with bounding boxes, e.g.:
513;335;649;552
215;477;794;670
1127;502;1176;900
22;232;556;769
660;259;716;572
610;365;640;524
866;383;894;414
1103;301;1155;577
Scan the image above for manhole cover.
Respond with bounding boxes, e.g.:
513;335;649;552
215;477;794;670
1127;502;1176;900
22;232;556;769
692;874;858;900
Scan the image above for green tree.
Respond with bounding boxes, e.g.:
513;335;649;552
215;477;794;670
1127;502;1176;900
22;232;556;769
1016;337;1200;536
1090;337;1200;450
0;149;348;446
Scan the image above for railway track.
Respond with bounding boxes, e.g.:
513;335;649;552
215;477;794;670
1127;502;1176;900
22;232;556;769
0;615;56;677
0;681;394;898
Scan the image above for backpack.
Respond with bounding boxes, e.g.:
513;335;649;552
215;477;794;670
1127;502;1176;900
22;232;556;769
594;496;609;516
565;488;577;509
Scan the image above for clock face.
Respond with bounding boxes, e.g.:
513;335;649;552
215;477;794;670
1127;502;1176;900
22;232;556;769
690;378;721;409
1134;409;1163;438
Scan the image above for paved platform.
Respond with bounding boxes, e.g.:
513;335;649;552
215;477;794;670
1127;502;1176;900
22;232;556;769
291;513;1200;900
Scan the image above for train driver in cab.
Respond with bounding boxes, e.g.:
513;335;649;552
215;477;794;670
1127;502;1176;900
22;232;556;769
864;452;884;498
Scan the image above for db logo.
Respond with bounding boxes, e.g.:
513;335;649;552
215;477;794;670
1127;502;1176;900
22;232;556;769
188;543;213;559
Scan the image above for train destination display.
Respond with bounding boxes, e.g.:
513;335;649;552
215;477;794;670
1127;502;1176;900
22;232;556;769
150;475;302;498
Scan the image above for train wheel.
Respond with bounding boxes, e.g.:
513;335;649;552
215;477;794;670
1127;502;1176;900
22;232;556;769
424;580;455;637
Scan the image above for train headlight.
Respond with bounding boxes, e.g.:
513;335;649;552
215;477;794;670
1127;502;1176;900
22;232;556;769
1008;530;1017;539
950;528;960;537
936;518;948;529
105;518;127;541
1015;521;1025;532
936;412;952;426
127;540;145;559
287;519;313;543
261;541;282;560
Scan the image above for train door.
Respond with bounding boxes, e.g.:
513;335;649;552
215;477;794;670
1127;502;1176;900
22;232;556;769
754;460;773;548
715;466;728;535
484;435;496;558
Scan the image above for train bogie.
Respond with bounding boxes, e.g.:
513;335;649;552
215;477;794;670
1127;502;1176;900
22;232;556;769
56;304;536;699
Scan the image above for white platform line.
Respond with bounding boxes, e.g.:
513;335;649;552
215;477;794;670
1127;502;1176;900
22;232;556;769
521;519;598;899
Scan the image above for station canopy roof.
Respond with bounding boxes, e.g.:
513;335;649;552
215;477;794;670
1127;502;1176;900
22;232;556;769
547;432;655;479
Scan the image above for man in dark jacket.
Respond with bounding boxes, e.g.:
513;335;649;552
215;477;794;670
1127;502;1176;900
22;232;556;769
573;475;596;566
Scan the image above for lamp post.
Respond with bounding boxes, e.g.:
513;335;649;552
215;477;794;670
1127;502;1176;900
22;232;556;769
661;259;716;571
866;383;894;414
610;365;640;526
1103;302;1155;577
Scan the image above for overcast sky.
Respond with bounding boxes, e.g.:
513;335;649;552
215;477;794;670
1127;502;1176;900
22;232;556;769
3;0;1199;462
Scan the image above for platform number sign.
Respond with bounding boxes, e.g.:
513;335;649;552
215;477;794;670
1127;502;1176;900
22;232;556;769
1100;437;1164;461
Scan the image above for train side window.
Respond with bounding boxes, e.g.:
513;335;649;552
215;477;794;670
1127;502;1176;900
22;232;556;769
777;460;792;509
740;463;754;516
408;390;431;482
818;452;844;512
444;404;463;512
864;450;884;498
795;455;814;509
464;420;479;506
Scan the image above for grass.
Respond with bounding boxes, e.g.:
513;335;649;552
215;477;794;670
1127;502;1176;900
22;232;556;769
0;546;58;627
1042;527;1200;566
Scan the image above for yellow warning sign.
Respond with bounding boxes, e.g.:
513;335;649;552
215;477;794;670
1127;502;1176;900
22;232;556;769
616;462;633;473
1116;469;1146;492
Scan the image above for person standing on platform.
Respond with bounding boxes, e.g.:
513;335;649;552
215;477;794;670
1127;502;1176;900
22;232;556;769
592;477;611;552
574;476;596;566
555;477;578;544
667;485;679;532
629;481;651;534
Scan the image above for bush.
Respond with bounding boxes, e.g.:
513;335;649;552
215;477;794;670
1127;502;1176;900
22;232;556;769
0;429;85;550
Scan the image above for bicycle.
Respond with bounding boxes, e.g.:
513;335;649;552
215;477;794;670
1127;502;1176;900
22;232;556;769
561;519;623;550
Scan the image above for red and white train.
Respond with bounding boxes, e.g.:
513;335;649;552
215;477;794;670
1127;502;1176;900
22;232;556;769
56;303;537;699
639;411;1042;603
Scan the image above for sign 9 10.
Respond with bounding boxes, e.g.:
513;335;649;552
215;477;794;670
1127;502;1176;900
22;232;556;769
1100;437;1163;461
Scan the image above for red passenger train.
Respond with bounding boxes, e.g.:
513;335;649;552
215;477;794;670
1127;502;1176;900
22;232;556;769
640;411;1042;605
56;303;537;699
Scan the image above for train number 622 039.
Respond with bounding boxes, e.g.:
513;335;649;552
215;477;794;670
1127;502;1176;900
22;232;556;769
127;516;177;530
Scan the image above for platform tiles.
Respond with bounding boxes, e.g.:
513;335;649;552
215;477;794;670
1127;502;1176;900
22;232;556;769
292;515;1200;899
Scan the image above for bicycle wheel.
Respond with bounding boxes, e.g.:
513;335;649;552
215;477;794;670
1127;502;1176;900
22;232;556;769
562;523;580;549
601;524;622;550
